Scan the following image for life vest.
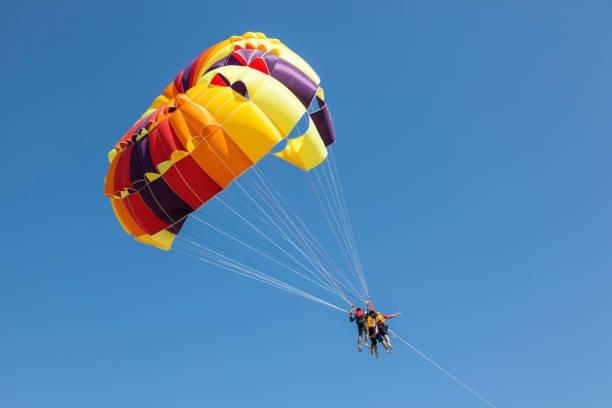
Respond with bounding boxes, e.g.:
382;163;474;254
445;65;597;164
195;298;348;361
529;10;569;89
376;313;386;325
354;309;366;324
366;315;377;328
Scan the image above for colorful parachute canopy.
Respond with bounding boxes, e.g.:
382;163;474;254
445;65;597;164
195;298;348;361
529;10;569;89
104;32;335;251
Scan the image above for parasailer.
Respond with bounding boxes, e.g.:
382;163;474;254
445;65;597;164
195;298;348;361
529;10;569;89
349;305;367;352
366;310;381;358
376;311;401;351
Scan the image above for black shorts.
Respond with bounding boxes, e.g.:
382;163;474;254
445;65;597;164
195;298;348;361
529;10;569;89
378;324;388;337
356;322;365;336
368;326;378;345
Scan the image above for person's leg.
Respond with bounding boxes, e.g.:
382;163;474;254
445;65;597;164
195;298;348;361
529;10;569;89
370;334;378;358
368;328;375;355
385;335;393;349
381;335;391;352
377;326;390;351
384;325;393;349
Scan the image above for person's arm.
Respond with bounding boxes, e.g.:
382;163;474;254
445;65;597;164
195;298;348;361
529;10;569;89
384;312;401;320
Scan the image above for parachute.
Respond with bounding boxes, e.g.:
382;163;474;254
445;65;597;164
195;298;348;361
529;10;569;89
104;32;368;310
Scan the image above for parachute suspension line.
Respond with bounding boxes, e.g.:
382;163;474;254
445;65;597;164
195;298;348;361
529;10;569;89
176;237;312;300
309;168;364;298
311;162;366;293
195;168;353;306
176;238;300;297
244;169;356;300
173;240;346;312
190;213;355;302
191;213;307;273
276;110;361;304
389;330;497;408
326;151;369;297
183;119;354;306
249;168;364;302
287;212;364;302
170;101;357;308
307;173;363;300
218;178;357;305
320;157;367;297
309;168;367;300
314;152;370;300
215;195;345;300
231;175;356;306
242;172;359;306
176;237;343;311
317;162;360;282
189;215;341;296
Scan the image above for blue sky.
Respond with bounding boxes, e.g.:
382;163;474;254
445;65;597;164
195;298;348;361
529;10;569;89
2;1;611;407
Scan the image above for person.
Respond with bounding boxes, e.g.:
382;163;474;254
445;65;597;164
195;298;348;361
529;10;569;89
376;311;401;351
349;306;367;352
366;310;380;358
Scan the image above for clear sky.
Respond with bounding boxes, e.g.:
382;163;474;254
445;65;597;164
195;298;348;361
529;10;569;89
2;1;611;407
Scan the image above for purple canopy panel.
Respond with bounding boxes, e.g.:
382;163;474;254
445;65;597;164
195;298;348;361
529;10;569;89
230;80;249;98
310;97;335;146
139;177;194;225
269;59;318;108
130;136;157;191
